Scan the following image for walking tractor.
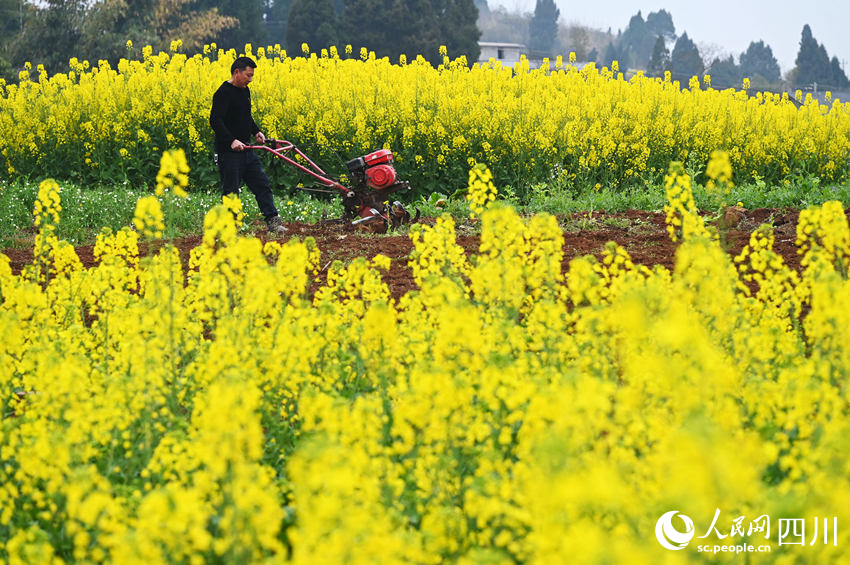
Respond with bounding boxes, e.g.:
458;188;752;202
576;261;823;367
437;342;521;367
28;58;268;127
245;140;419;233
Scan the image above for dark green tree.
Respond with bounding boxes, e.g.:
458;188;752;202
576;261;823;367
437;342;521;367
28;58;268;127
830;56;850;88
0;54;11;81
7;0;87;72
286;0;337;54
739;40;780;84
670;32;703;80
434;0;480;63
340;0;477;66
601;41;626;70
816;44;833;84
707;55;741;88
79;0;152;61
0;0;24;78
341;0;438;62
793;24;831;86
646;35;669;77
645;9;675;43
1;0;24;37
527;0;559;57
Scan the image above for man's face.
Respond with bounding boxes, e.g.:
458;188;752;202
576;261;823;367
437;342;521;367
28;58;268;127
232;66;254;88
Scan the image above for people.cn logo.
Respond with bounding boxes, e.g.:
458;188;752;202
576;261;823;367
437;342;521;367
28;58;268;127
656;510;696;550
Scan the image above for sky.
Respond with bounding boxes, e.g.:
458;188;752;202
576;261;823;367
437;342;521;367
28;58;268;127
489;0;850;76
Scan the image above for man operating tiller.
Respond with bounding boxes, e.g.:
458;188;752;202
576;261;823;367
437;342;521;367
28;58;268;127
209;56;286;234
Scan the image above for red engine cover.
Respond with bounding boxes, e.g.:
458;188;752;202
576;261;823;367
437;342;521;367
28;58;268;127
363;149;394;166
366;164;397;189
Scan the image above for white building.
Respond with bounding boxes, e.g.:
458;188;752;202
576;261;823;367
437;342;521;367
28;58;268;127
477;42;594;71
477;42;526;66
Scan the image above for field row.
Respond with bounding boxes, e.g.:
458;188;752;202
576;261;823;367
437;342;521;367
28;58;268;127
2;45;849;197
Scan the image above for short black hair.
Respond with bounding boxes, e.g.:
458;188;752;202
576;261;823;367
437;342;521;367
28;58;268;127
231;56;257;74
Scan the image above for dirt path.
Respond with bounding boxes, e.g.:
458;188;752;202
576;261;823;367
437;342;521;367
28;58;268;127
0;209;823;301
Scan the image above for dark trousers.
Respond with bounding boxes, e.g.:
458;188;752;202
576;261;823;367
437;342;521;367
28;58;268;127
217;150;278;221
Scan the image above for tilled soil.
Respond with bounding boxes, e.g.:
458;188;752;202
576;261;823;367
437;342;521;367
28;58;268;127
0;208;832;302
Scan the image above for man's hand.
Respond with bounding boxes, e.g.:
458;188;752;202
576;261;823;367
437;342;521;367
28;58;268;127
255;131;266;144
230;139;246;151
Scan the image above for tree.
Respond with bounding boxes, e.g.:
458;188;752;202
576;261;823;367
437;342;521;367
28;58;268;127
434;0;481;63
340;0;478;66
0;0;23;77
264;0;292;46
0;55;11;81
707;55;740;88
477;4;527;45
0;0;23;37
195;0;267;51
793;24;831;86
645;9;675;43
620;11;655;69
7;0;88;72
830;56;850;88
696;42;726;71
646;35;669;77
286;0;337;54
527;0;559;58
340;0;437;62
670;32;703;80
601;41;625;70
77;0;236;62
565;25;590;61
474;0;489;15
739;40;780;84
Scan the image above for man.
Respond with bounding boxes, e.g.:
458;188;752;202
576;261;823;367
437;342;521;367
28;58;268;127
209;56;285;233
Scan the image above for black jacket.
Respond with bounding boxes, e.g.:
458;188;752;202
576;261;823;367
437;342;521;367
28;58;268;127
209;81;260;153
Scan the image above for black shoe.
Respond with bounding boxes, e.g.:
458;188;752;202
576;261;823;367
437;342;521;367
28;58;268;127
266;215;287;234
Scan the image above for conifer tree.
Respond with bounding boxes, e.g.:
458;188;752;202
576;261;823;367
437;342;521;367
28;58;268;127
620;11;655;68
528;0;560;57
645;9;675;43
739;40;780;84
670;32;704;80
793;24;830;86
601;41;625;70
830;56;850;88
647;36;669;77
707;55;741;88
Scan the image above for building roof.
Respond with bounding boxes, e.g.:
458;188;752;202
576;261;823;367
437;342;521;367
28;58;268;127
478;42;526;49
